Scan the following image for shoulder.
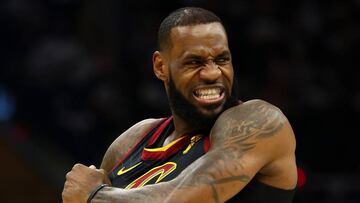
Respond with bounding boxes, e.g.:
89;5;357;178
235;100;297;189
214;99;289;135
212;99;295;157
100;118;163;171
224;99;285;120
211;99;297;188
236;99;294;143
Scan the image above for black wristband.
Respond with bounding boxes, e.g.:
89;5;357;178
87;184;109;203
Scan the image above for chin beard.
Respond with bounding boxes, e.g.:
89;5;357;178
167;74;239;133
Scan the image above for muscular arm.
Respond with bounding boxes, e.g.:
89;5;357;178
100;119;161;172
93;99;297;203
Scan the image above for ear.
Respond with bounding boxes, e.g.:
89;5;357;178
152;51;168;82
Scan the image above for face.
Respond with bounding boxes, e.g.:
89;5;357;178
155;22;236;128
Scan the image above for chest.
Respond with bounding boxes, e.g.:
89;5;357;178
109;124;210;189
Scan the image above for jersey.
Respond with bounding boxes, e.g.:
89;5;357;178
109;116;296;202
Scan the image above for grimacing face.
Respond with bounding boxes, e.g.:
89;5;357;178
154;22;235;126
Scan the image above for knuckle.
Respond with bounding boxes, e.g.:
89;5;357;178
65;171;72;179
73;163;82;169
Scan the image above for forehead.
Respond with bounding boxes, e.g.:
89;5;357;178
169;22;229;56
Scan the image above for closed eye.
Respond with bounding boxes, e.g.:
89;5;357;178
186;59;202;65
214;56;230;65
184;56;205;67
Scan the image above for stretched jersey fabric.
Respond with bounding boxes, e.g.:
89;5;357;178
109;117;296;202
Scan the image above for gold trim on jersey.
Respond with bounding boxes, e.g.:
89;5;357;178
183;135;203;154
144;136;187;152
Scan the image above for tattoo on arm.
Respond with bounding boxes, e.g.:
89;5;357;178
172;101;285;202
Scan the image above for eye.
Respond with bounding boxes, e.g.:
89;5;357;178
214;57;230;65
185;59;203;67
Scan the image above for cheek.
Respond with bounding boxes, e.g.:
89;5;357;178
169;71;190;95
222;67;234;89
177;77;194;97
172;69;195;89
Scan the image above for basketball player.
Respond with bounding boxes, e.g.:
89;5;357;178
62;7;297;203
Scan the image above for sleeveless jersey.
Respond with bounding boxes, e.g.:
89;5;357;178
109;117;296;202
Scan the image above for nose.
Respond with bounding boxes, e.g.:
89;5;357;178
199;61;222;82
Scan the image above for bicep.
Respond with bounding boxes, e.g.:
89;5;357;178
168;100;289;202
100;139;123;172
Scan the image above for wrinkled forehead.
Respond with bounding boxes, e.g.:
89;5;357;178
169;22;230;57
172;21;226;35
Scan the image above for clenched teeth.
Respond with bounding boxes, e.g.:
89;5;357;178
194;88;222;100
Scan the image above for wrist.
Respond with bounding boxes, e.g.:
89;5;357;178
87;184;109;203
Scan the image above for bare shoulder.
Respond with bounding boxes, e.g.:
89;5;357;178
236;99;295;145
100;118;162;172
213;99;295;152
224;99;287;121
212;99;297;189
212;99;290;140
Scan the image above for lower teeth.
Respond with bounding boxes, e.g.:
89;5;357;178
200;95;218;99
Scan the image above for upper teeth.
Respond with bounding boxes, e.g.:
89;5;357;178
195;88;221;99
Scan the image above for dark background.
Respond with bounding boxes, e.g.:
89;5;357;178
0;0;359;202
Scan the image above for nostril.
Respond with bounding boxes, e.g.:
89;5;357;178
199;66;222;81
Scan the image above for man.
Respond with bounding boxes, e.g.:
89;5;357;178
62;7;297;203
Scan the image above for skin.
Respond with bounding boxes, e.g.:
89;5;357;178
155;23;234;138
62;22;297;203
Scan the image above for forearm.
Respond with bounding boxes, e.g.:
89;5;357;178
92;181;208;203
92;186;151;203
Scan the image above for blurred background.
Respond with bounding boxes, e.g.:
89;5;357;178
0;0;359;202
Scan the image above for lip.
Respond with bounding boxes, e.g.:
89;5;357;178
192;85;225;105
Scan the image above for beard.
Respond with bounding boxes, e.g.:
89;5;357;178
167;74;239;133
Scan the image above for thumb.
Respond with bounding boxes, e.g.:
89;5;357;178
98;169;112;185
98;168;107;174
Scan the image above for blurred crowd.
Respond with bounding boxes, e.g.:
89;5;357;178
0;0;359;202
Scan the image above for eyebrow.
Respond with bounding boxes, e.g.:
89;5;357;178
183;54;203;60
216;50;231;57
182;50;231;60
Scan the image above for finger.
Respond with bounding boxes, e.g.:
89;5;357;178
73;163;85;169
65;171;71;180
89;165;96;169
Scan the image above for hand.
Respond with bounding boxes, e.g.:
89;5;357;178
62;164;111;203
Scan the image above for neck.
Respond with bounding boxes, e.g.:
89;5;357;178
163;114;201;147
172;114;199;137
